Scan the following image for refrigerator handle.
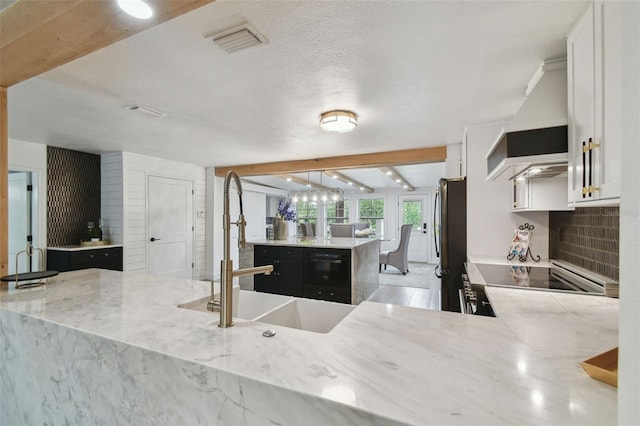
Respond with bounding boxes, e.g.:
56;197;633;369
433;191;440;258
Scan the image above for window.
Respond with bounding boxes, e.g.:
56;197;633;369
402;200;422;231
326;200;349;225
295;201;317;224
358;198;384;232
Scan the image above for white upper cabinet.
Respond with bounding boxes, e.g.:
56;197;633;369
567;1;621;206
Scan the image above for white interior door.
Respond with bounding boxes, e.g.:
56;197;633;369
8;172;31;274
148;176;194;278
399;193;431;263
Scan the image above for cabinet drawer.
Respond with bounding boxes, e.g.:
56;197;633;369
254;245;303;259
48;247;123;272
70;248;121;267
304;284;351;304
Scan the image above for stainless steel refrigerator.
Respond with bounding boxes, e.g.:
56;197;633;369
434;177;467;313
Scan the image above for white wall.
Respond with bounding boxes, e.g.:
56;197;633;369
618;0;640;423
7;138;47;262
466;123;549;259
208;176;287;281
446;142;464;178
102;152;206;279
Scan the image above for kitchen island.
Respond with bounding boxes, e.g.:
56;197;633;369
239;236;380;304
0;268;618;425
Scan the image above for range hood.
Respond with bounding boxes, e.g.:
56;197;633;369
486;58;568;181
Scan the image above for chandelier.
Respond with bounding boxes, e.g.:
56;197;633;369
289;172;344;204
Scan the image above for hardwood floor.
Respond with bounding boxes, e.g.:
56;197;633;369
367;262;441;311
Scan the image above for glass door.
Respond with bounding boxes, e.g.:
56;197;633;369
399;193;432;263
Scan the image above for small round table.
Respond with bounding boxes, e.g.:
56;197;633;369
1;271;59;288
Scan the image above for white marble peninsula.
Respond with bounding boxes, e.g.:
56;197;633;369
0;267;619;425
239;236;380;304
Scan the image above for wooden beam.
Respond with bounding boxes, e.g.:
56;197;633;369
1;86;7;276
323;170;374;193
277;174;334;191
379;166;414;191
0;0;215;87
215;146;447;177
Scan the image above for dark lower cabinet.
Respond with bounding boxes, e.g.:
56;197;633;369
303;284;350;304
47;247;123;272
254;246;304;297
254;245;352;304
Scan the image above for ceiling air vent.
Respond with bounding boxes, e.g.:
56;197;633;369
209;23;268;53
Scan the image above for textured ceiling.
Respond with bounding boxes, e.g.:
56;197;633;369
8;0;586;174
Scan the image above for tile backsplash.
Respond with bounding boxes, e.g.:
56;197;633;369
549;207;619;280
47;147;101;246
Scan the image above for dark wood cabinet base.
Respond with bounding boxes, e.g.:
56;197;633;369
47;247;123;272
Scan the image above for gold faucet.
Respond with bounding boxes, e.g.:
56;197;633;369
207;171;274;328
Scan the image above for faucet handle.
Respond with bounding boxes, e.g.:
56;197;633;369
238;214;246;249
207;297;221;312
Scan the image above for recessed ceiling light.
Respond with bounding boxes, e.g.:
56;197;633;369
529;168;543;175
286;177;292;182
118;0;153;19
386;171;392;176
395;179;401;183
319;110;357;133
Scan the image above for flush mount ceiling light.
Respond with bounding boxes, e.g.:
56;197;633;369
118;0;153;19
319;110;358;133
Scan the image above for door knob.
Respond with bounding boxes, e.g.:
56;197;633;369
150;237;161;242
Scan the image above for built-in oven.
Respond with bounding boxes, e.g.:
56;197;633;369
303;249;351;288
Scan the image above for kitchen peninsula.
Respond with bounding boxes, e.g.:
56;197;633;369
238;236;380;304
0;269;618;425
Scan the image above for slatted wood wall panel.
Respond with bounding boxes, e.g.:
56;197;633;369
100;153;124;246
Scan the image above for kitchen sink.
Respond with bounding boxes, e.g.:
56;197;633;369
253;298;355;334
178;289;293;320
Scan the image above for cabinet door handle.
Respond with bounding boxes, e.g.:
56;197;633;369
150;237;161;242
317;291;322;295
589;139;600;195
330;292;335;296
587;137;593;197
582;141;587;198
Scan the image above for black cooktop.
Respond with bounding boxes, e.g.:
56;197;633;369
474;263;583;292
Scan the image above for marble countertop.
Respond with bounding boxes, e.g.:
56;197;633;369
0;268;618;425
248;236;378;249
47;244;123;251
